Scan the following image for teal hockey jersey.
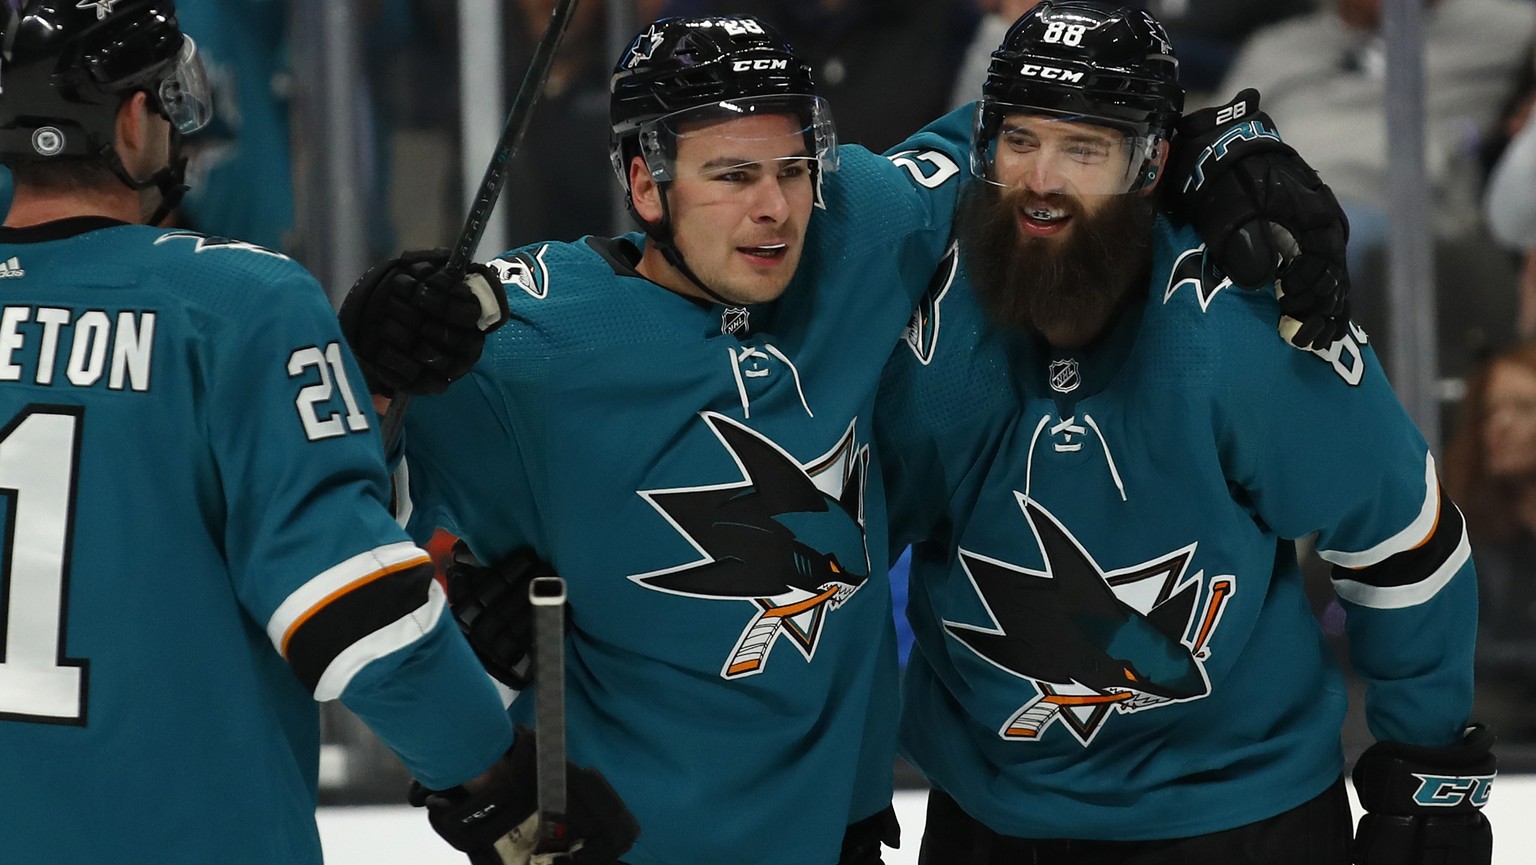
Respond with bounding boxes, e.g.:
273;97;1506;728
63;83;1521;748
400;123;971;865
877;217;1478;840
0;219;513;865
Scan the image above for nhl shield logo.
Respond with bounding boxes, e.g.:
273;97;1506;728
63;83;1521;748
1048;359;1080;394
721;307;750;335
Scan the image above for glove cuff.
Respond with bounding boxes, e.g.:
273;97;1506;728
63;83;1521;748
1353;725;1496;815
414;727;539;853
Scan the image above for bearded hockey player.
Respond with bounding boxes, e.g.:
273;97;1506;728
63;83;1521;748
877;4;1492;864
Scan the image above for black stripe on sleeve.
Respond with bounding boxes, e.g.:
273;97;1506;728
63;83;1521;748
1330;486;1465;590
286;561;436;694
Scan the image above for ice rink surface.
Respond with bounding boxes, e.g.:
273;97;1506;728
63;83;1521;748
320;777;1535;864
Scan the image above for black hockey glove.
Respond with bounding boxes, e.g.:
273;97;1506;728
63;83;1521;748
1164;89;1352;350
338;248;510;397
1352;724;1495;865
448;541;561;690
412;726;640;865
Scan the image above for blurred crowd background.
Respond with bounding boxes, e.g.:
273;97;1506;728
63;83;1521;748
164;0;1536;801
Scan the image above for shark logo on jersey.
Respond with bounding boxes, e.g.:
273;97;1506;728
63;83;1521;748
624;24;667;69
902;241;958;364
1163;244;1233;312
153;231;289;259
630;412;871;679
488;245;551;300
945;497;1235;745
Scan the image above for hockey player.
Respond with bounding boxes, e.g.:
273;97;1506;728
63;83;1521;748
346;18;964;865
339;13;1357;865
0;3;633;865
875;4;1492;864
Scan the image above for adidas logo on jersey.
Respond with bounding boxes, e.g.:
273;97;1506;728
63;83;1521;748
0;257;25;278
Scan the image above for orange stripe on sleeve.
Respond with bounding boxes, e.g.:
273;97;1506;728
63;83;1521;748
279;555;432;657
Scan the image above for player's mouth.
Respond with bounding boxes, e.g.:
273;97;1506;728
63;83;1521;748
738;242;790;265
1017;202;1071;238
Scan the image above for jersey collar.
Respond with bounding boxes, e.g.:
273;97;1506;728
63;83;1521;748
0;216;132;244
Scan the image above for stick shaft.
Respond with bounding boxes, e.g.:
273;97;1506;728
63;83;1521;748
530;576;569;850
380;0;583;449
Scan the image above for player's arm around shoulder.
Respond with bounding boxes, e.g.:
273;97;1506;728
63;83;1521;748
876;102;974;223
813;105;972;254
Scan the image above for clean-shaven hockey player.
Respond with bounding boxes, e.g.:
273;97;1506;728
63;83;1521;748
0;3;634;864
878;4;1492;864
339;12;1361;865
354;18;967;865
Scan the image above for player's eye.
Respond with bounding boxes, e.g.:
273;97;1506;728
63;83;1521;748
1066;141;1111;163
777;159;810;180
1002;130;1038;153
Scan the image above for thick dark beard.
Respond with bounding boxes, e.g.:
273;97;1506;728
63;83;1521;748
957;183;1156;347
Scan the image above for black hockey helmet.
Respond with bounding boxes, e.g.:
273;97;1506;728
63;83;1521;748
0;0;211;161
608;15;836;193
973;1;1183;192
606;15;836;304
0;0;210;222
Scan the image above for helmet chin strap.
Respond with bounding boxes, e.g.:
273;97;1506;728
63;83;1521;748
106;129;189;226
636;183;740;308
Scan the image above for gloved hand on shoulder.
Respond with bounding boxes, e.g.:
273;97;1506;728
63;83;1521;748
1163;89;1352;350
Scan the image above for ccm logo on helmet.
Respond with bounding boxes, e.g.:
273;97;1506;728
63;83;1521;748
733;58;789;72
1019;64;1084;83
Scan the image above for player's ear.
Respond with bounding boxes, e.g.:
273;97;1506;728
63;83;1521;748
630;156;663;222
113;91;152;167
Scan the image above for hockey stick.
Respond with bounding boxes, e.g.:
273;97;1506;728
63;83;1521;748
381;0;583;449
529;575;571;857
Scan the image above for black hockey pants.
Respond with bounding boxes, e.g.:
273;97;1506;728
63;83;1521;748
917;776;1351;865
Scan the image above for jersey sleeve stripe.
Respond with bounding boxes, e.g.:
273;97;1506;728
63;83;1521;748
310;579;449;701
393;458;413;529
1331;499;1471;610
278;556;431;657
1316;453;1440;568
266;541;430;651
284;561;443;697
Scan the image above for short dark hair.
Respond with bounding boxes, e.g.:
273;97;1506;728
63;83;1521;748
8;158;119;193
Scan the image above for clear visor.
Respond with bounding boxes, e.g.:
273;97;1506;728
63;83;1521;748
630;93;838;185
972;104;1156;197
156;37;213;135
